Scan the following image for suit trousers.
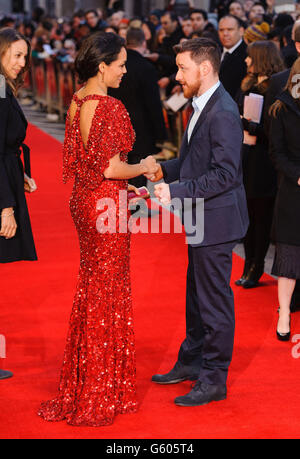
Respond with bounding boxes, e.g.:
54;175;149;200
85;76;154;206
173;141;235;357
178;240;238;385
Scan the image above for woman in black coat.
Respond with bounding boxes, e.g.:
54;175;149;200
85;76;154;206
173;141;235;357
269;57;300;341
235;40;285;288
0;28;37;380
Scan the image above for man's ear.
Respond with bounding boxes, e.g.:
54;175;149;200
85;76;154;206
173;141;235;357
199;59;212;77
295;42;300;55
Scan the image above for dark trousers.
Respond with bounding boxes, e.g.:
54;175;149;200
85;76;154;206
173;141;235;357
178;240;237;386
243;196;275;268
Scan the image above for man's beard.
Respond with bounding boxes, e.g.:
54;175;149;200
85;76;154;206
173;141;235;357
182;79;201;99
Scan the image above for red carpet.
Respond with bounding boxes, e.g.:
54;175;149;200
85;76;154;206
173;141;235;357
0;124;300;439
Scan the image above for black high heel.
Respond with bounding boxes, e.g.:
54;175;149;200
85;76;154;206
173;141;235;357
276;310;291;342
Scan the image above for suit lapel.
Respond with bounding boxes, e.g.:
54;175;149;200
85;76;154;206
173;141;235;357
188;84;225;144
179;108;193;163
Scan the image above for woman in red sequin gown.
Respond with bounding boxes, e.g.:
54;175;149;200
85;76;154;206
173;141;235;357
38;33;158;427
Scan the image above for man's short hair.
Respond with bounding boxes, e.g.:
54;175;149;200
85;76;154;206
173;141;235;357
190;9;208;21
162;11;179;23
85;9;98;17
174;37;221;74
126;27;145;47
219;14;247;29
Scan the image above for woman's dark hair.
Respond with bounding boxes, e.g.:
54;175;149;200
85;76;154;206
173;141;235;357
0;27;31;96
248;40;284;75
241;41;285;93
75;32;125;84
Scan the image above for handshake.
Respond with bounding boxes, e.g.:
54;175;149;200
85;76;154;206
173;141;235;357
139;156;171;205
140;155;162;182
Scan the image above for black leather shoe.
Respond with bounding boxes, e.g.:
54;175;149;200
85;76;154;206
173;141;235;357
152;362;199;385
235;277;247;286
174;381;227;407
242;279;259;289
235;260;253;286
242;263;264;289
0;370;13;380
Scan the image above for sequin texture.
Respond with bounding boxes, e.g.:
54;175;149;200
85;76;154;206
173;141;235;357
38;94;138;427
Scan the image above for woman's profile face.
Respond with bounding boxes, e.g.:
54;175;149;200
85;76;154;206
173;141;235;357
245;55;254;73
104;46;127;89
2;39;28;80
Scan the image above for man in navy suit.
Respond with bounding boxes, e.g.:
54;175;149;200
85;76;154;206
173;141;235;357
148;38;249;406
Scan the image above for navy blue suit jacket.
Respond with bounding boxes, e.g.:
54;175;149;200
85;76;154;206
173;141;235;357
161;83;249;247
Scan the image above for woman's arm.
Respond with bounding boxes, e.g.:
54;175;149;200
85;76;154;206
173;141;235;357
0;98;17;210
104;154;158;180
0;97;18;238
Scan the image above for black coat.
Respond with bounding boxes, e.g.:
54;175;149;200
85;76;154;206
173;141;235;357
270;91;300;246
109;49;166;160
156;26;185;78
0;86;37;263
219;40;247;100
236;78;278;199
266;68;290;106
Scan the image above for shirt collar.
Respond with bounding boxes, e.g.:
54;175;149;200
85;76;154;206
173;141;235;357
192;80;220;113
223;38;243;55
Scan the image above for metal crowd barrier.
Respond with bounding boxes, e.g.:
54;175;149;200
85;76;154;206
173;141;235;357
23;57;193;154
23;57;81;121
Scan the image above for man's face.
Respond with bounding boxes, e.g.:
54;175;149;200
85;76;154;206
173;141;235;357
110;13;122;28
219;17;243;49
182;19;193;38
190;13;206;33
229;2;245;18
176;52;202;99
249;5;265;24
161;14;177;35
86;12;98;28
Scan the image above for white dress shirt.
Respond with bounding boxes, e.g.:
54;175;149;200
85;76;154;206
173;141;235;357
187;80;221;143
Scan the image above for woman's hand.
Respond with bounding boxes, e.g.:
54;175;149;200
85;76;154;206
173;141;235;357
128;184;142;205
140;156;159;175
24;174;37;193
0;208;17;239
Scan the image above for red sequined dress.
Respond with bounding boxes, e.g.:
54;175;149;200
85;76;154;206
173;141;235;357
38;94;138;427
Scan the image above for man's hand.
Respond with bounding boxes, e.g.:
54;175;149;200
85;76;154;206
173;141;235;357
298;177;300;186
140;156;159;175
145;162;164;182
158;77;170;89
154;183;171;205
145;53;159;62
